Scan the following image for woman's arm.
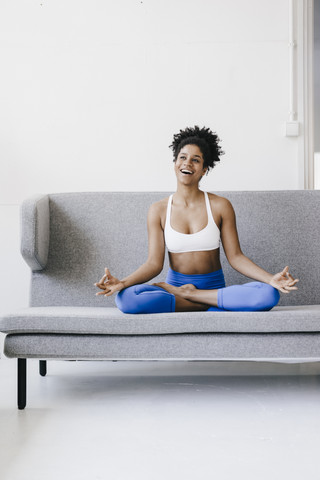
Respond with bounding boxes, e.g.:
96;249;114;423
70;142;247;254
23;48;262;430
95;202;166;296
219;198;298;293
119;202;166;288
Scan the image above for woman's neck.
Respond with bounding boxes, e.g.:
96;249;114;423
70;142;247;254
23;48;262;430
174;184;204;206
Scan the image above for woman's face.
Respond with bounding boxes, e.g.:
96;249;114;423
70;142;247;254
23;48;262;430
174;144;207;184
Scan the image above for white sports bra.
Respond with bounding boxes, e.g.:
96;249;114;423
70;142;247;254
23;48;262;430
164;192;220;253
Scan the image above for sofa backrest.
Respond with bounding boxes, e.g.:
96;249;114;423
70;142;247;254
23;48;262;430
22;191;320;307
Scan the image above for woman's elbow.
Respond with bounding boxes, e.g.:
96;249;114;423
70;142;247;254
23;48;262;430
146;260;163;277
153;265;164;277
227;252;245;269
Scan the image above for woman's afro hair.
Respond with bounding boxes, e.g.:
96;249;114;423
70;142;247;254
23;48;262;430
169;125;224;173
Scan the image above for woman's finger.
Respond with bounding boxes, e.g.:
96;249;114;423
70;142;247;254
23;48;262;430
96;289;110;296
272;281;290;293
287;279;299;286
104;290;114;297
105;267;112;278
98;273;107;285
287;273;299;284
279;288;289;294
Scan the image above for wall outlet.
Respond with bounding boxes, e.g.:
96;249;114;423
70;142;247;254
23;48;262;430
285;121;299;137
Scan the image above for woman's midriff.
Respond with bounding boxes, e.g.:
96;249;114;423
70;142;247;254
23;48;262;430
168;249;222;275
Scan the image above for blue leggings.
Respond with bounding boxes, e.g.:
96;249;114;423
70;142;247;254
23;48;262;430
115;268;280;314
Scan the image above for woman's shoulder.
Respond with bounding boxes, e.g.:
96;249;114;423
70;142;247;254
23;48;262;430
207;192;233;209
148;196;170;224
150;196;170;212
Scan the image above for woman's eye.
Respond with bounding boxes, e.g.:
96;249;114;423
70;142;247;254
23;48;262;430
193;159;199;163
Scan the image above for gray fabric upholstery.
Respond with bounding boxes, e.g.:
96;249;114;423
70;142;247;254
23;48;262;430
1;190;320;365
4;332;320;361
25;191;320;308
2;305;320;335
20;194;50;271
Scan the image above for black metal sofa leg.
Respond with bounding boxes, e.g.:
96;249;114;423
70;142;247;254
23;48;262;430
17;358;27;410
39;360;47;377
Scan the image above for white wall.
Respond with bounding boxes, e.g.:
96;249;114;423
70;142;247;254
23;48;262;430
0;0;304;318
314;0;320;153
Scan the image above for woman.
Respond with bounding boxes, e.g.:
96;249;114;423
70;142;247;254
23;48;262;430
95;126;298;313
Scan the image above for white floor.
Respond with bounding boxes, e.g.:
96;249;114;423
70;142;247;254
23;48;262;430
1;358;320;480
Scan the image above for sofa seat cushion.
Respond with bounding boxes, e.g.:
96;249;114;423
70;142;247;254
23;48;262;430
1;305;320;335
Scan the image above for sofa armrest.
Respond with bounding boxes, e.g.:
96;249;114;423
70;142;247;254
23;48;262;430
20;195;50;271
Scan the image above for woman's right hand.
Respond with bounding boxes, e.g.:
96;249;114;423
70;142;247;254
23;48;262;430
94;268;125;297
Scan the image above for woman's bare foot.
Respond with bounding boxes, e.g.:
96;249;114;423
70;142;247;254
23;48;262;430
153;282;219;307
152;282;197;299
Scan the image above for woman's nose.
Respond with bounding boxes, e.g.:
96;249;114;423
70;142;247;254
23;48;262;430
183;157;192;166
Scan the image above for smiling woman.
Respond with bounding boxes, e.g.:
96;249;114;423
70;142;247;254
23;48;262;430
170;125;223;175
95;126;299;313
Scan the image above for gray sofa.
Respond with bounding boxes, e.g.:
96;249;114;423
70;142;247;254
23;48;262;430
1;191;320;409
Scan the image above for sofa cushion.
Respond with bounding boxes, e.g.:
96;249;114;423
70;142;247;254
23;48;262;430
1;305;320;335
4;331;320;361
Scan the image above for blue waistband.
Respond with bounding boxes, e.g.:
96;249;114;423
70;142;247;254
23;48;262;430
165;268;226;289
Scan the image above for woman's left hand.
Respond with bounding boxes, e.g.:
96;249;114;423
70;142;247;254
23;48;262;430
269;266;299;294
